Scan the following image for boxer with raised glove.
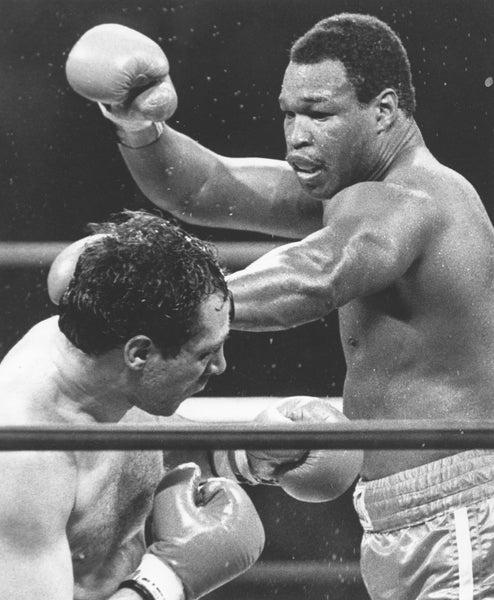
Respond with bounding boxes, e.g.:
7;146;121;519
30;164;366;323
212;396;363;503
118;463;265;600
65;23;177;148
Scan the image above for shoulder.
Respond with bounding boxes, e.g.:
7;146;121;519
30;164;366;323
1;317;60;366
333;181;433;209
326;181;445;231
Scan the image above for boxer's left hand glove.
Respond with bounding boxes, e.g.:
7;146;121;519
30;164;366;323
212;396;363;503
119;463;265;600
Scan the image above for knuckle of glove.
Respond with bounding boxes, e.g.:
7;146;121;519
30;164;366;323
134;80;177;121
270;397;364;502
280;448;363;503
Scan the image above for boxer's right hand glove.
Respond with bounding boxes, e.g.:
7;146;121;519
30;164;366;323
119;463;265;600
66;24;178;146
212;396;363;502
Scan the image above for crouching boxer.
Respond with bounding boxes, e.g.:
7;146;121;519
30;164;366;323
0;210;264;599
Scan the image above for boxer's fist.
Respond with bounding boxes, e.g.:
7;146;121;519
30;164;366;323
47;235;106;305
213;397;363;503
142;463;264;600
66;23;177;127
250;396;363;502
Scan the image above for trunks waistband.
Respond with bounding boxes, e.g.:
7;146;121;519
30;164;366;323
353;450;494;532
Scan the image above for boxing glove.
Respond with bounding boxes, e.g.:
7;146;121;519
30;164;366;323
213;396;363;503
47;234;106;305
66;24;177;144
119;463;265;600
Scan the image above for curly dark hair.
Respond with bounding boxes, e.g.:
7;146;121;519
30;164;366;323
58;210;228;357
290;13;416;116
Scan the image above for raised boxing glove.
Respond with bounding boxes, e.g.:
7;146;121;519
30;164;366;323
119;463;265;600
47;234;107;305
213;396;363;503
66;24;177;145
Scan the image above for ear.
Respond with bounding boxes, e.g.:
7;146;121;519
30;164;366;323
374;88;399;132
124;335;154;370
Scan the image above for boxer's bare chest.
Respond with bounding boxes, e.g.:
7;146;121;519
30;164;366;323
68;449;164;599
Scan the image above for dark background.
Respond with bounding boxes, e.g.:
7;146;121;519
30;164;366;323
1;1;493;598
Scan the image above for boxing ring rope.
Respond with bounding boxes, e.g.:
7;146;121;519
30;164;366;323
0;241;284;270
1;420;494;451
232;559;361;587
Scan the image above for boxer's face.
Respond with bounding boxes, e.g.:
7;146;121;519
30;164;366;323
281;58;376;199
136;293;229;416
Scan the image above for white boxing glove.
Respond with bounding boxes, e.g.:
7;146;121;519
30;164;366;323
66;24;177;146
119;463;265;600
212;396;363;503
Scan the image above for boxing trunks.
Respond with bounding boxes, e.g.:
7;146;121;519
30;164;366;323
353;450;494;599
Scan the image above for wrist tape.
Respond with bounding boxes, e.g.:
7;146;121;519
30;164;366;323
116;121;164;148
98;103;165;148
211;450;277;486
118;553;185;600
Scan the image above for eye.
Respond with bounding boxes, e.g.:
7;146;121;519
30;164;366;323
309;111;333;121
199;350;213;362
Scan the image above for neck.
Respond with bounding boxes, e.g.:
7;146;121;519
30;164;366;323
52;332;133;423
365;117;424;182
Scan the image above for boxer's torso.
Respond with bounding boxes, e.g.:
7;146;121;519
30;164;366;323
332;149;494;479
69;445;164;600
0;321;166;599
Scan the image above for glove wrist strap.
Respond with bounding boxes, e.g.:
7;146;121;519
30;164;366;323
119;553;185;600
212;450;269;486
97;102;165;148
115;121;165;148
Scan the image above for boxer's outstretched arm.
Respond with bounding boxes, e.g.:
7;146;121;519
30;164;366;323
119;129;322;239
228;182;441;331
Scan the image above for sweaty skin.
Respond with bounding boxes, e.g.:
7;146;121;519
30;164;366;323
119;59;494;480
0;294;229;599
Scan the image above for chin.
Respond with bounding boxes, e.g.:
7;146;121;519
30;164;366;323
299;179;336;200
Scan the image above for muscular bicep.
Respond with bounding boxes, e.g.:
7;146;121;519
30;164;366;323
197;156;323;238
0;452;76;597
120;128;322;239
229;186;438;330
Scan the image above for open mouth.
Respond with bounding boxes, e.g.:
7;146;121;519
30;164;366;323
288;156;324;183
292;163;324;185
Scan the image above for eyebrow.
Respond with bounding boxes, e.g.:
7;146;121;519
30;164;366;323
202;332;230;355
279;93;332;107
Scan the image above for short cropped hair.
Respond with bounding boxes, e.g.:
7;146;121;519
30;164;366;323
58;210;228;357
290;13;416;116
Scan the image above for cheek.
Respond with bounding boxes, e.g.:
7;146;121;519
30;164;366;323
179;361;207;383
313;123;342;155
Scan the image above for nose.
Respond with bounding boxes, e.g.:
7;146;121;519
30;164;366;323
285;114;312;149
208;347;227;377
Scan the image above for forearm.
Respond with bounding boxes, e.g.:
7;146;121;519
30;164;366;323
227;241;336;331
119;125;220;223
119;124;323;238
